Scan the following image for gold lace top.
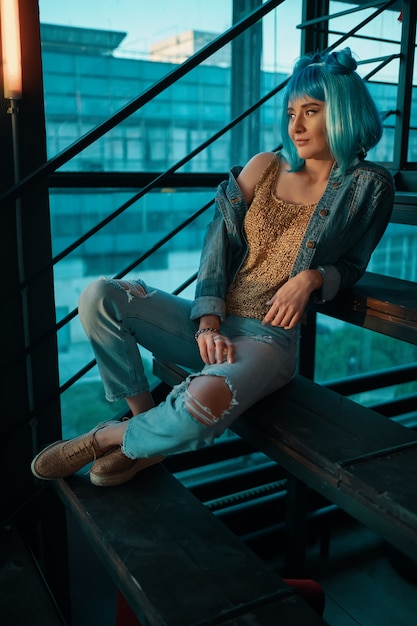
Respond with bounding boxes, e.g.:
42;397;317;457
225;156;317;320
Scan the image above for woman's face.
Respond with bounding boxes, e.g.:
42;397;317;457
287;96;332;162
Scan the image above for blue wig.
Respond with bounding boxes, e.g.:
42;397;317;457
281;48;383;174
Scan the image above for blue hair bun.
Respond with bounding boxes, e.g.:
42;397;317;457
293;48;358;75
325;48;357;74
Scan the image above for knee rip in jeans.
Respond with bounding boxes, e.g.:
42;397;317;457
101;277;154;303
184;374;238;427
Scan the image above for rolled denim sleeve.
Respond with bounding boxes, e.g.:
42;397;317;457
190;295;226;321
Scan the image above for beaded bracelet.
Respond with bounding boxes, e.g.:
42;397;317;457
194;327;220;341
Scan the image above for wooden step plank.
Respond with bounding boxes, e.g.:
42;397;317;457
230;380;417;562
233;376;417;474
319;272;417;344
354;272;417;318
339;448;417;527
233;409;417;562
55;466;327;625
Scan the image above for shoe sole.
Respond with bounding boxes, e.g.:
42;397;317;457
90;455;165;487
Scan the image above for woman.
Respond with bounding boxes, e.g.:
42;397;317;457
32;48;394;487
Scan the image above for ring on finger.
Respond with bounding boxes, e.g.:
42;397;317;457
213;335;222;342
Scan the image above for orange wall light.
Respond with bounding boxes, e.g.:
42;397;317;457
1;0;22;99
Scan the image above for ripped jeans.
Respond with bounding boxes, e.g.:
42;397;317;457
78;277;299;459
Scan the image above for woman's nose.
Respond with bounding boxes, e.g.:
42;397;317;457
292;114;305;132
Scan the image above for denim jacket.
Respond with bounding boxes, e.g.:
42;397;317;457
190;154;395;322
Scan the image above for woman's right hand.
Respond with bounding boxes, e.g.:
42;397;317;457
197;331;235;365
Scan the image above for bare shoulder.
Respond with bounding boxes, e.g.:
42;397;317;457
236;152;276;204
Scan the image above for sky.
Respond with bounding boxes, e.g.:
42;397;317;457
39;1;245;53
38;0;303;72
38;1;403;79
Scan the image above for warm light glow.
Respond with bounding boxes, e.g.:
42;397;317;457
1;0;22;99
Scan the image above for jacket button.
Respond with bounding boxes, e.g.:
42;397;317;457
332;182;342;189
319;209;329;217
306;241;316;249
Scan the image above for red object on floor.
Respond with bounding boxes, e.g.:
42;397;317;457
284;578;326;616
116;579;325;624
116;593;142;626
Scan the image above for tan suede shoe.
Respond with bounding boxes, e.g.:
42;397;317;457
90;447;165;487
31;421;121;480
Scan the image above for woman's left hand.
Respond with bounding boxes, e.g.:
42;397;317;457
262;270;322;329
